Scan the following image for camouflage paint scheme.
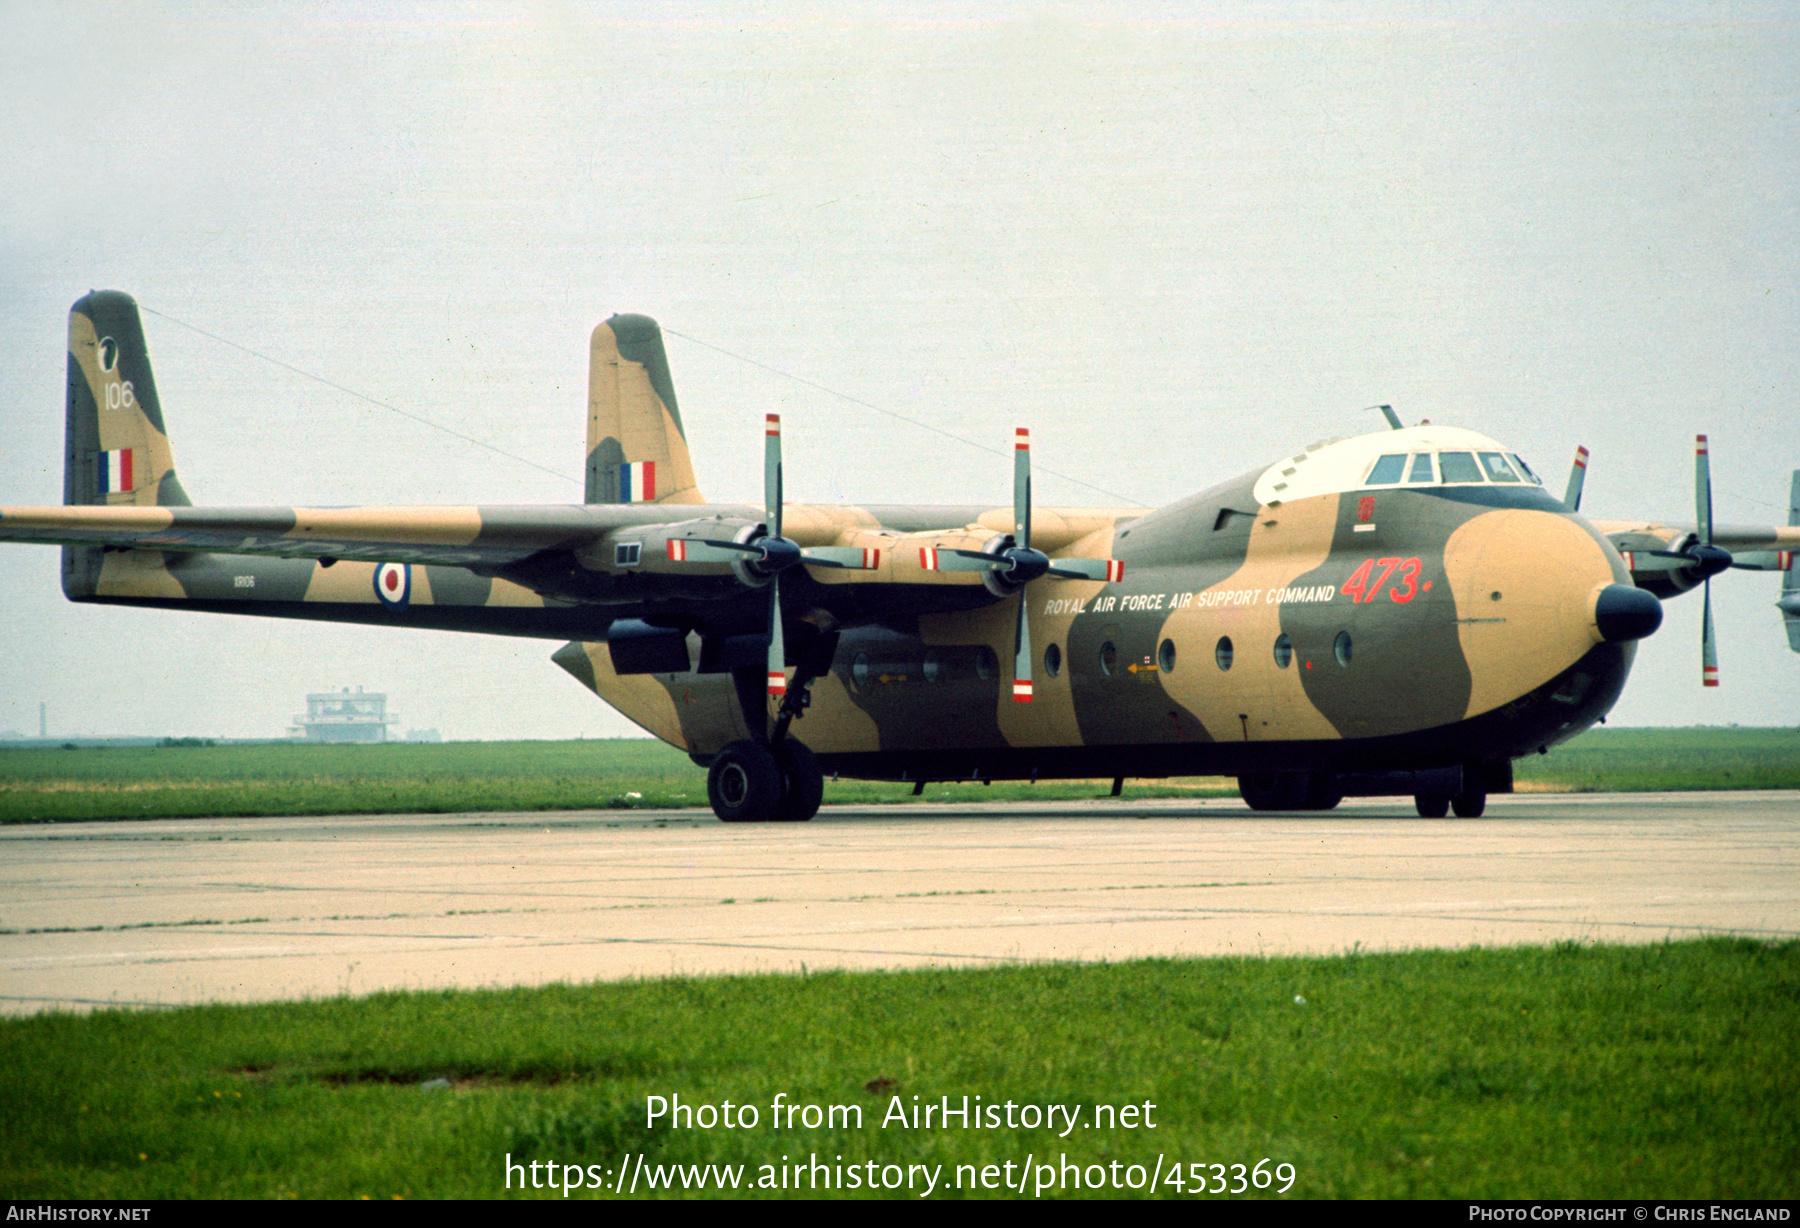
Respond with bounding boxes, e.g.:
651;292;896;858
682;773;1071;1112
6;292;1797;802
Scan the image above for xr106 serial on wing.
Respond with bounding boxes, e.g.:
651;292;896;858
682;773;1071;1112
5;292;1798;821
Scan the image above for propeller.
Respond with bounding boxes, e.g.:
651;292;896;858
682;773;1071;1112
1643;435;1731;686
921;427;1124;703
764;414;786;696
1697;435;1720;687
661;413;880;697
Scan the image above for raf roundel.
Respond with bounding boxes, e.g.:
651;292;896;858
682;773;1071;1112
373;562;411;610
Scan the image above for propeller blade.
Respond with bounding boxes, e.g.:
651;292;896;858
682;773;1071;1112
767;576;787;697
1012;592;1032;703
919;547;1004;573
764;416;789;696
1014;427;1031;551
666;537;755;563
1563;445;1589;512
800;546;881;570
765;414;783;541
1046;558;1125;583
1695;434;1713;546
1701;578;1718;687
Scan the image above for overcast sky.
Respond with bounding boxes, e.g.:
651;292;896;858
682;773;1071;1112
1;1;1796;740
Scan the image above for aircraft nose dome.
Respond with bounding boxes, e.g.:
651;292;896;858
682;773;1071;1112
1593;583;1663;643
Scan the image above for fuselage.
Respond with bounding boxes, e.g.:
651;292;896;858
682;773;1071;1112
573;426;1642;781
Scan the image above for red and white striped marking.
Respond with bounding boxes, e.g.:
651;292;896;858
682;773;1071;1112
1012;679;1033;703
920;547;940;571
1703;664;1719;687
666;539;688;562
1779;551;1793;572
1015;427;1030;451
766;413;782;437
1573;446;1589;470
859;548;881;569
767;671;786;696
1105;559;1125;582
1695;434;1709;457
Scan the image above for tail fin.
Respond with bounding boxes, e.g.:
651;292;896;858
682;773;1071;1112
63;291;191;597
585;314;703;505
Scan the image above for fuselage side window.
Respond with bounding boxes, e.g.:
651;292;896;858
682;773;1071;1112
1407;453;1435;484
1438;451;1484;483
1479;452;1521;482
1365;454;1406;485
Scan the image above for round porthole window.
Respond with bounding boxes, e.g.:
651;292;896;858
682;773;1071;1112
1215;636;1234;671
1099;641;1117;676
1273;633;1293;669
922;649;942;682
1158;638;1176;673
1334;631;1353;666
975;646;998;681
1044;643;1061;678
852;652;870;687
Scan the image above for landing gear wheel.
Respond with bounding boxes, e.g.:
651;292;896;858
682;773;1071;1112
1302;774;1344;811
708;740;783;823
1238;772;1307;812
1414;793;1450;818
1451;784;1487;818
774;738;824;822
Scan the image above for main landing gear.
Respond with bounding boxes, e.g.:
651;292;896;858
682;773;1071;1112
1236;772;1343;812
704;633;833;823
1414;779;1486;818
707;738;822;823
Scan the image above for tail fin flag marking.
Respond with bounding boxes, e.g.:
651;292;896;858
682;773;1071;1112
97;449;135;495
618;461;657;502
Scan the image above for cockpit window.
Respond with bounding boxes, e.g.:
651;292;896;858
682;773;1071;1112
1365;454;1406;485
1479;452;1521;482
1438;451;1484;483
1510;453;1543;485
1407;453;1435;484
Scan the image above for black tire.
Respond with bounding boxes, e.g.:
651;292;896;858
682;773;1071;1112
1302;774;1343;811
1238;772;1306;812
774;738;824;822
1414;793;1450;818
1451;785;1487;818
708;740;783;823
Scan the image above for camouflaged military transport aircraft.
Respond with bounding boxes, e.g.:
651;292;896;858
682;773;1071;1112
6;292;1799;821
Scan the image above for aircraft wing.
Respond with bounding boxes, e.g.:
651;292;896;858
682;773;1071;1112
0;499;1132;631
1589;520;1800;558
0;502;676;569
0;501;1123;566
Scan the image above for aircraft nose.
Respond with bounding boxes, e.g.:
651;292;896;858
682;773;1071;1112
1592;583;1663;643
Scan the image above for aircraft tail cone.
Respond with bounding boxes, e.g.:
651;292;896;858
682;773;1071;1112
1593;583;1663;644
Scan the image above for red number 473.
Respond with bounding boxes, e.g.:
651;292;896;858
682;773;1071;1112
1343;556;1425;604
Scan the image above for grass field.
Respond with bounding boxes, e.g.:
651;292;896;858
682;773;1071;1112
0;727;1795;824
0;939;1792;1199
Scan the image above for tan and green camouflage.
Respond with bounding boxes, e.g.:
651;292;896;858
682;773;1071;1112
5;291;1797;818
